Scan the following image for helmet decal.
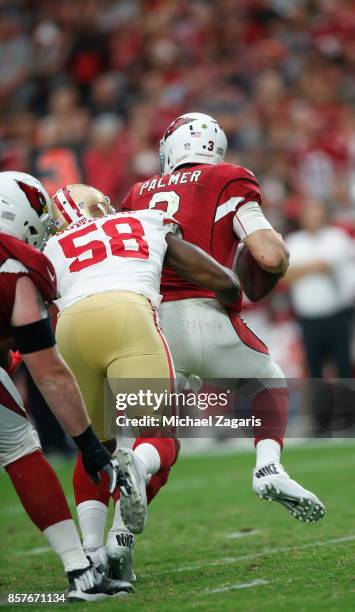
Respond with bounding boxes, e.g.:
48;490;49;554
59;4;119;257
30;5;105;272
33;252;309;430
164;116;195;141
17;180;47;216
52;187;82;226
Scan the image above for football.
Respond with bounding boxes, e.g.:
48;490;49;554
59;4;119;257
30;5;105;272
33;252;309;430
235;243;282;302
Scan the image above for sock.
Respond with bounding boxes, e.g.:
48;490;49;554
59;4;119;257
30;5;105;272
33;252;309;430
43;519;90;573
73;454;110;556
6;450;72;530
133;443;161;476
6;450;88;573
111;487;120;504
73;453;111;506
146;468;171;504
77;500;108;550
255;439;281;467
110;500;127;531
253;387;288;449
133;437;178;470
133;437;180;504
106;500;129;550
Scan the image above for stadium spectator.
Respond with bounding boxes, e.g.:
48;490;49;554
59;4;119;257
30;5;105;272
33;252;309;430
0;0;353;219
0;0;354;385
285;198;355;379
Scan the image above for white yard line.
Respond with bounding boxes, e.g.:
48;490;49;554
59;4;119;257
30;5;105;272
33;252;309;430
16;547;51;556
142;534;355;577
205;579;269;594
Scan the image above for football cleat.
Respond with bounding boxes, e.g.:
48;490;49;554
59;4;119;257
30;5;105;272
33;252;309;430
115;448;148;534
85;545;108;574
67;564;133;602
252;462;326;523
106;529;136;583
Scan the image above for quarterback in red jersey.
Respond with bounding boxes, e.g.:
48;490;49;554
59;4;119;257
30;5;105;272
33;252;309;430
0;171;132;600
122;112;325;523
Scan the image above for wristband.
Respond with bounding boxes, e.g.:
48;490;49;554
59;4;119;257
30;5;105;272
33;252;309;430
72;425;101;453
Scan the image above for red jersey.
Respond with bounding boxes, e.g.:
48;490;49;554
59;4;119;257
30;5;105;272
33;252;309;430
121;162;262;305
0;232;57;340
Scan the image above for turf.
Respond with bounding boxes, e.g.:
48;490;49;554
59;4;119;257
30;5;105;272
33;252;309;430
0;442;354;611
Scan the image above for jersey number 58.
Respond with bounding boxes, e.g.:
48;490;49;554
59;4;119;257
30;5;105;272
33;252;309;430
58;217;149;272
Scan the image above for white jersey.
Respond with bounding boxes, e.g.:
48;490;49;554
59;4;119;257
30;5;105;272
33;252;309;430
44;209;178;311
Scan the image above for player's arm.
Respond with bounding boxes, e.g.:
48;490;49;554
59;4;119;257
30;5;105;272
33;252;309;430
234;198;289;274
244;229;289;274
227;174;289;300
227;172;288;274
165;233;240;305
10;276;116;487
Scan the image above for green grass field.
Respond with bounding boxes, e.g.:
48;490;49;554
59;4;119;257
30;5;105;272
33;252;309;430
1;442;354;611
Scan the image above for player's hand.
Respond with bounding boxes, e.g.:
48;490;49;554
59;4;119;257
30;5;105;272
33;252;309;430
81;446;118;493
72;425;118;493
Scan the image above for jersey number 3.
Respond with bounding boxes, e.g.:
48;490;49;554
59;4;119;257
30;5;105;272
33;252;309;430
58;217;149;272
149;191;180;216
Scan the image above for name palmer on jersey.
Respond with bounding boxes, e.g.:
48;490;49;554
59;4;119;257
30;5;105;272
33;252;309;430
139;170;202;195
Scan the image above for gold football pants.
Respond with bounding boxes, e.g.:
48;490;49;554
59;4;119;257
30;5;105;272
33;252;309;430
56;291;174;441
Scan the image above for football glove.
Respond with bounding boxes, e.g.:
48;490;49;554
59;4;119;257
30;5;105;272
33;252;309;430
73;425;118;493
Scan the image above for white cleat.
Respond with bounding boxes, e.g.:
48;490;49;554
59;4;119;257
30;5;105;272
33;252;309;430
115;448;148;534
252;462;326;523
106;529;136;583
67;564;133;602
85;545;108;574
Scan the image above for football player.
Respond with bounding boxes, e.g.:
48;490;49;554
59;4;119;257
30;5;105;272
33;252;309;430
0;172;133;601
44;183;240;581
121;112;326;523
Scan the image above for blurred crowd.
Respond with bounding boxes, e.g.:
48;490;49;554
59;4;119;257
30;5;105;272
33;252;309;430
0;0;355;231
2;0;355;448
1;0;355;382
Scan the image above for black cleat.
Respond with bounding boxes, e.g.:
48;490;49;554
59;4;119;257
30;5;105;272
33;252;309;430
67;564;133;603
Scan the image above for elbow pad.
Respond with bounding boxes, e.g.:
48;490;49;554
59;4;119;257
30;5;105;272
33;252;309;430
233;201;272;240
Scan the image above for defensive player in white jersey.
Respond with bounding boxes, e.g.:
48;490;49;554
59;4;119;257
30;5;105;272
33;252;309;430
122;112;326;525
44;183;240;581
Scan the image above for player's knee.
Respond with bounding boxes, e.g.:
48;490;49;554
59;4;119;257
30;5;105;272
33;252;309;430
270;361;287;386
260;359;287;388
2;434;41;470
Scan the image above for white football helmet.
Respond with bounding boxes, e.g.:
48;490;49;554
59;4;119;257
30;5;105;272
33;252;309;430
159;112;227;175
49;183;114;232
0;171;50;248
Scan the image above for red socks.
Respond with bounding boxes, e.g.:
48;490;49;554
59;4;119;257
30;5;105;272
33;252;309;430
6;450;72;531
133;437;179;504
73;453;110;507
253;387;288;449
72;438;179;509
